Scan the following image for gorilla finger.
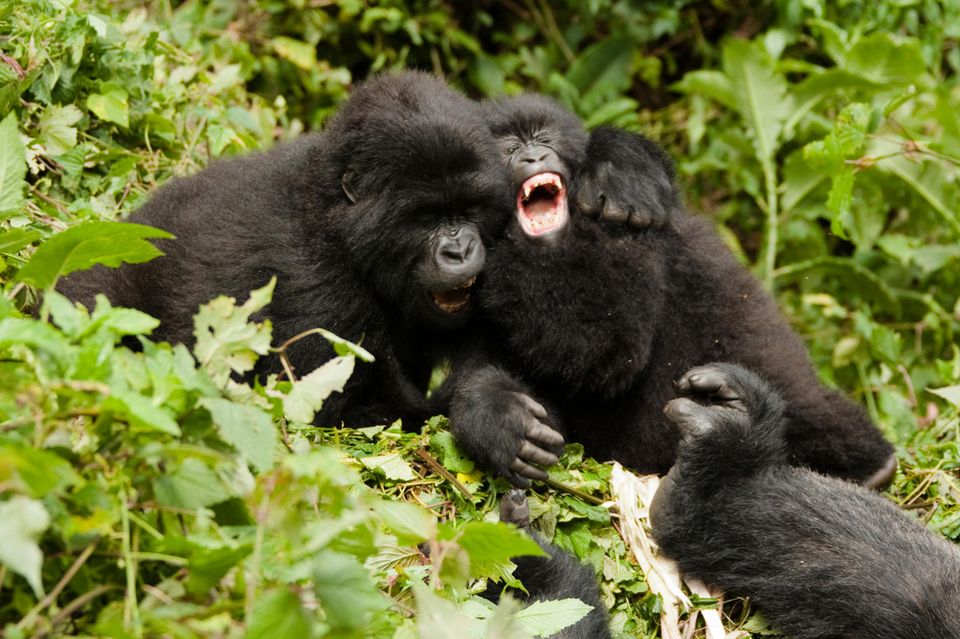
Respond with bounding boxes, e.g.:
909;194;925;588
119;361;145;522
628;208;653;229
518;441;560;467
601;197;629;224
525;420;565;450
663;397;714;435
506;473;532;489
515;393;549;420
677;367;730;396
510;458;549;482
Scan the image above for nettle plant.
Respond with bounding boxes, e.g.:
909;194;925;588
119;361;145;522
0;228;602;637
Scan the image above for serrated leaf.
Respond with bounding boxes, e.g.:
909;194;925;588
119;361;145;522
283;355;355;423
200;397;277;472
246;588;312;639
360;453;417;481
192;278;275;385
0;497;50;598
429;430;475;474
722;39;792;164
16;221;172;289
514;598;593;638
0;112;26;218
86;86;129;128
38;104;83;156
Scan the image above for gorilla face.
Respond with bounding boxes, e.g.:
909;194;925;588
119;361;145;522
327;78;513;329
483;96;588;243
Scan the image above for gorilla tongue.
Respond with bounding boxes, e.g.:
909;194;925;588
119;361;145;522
518;172;568;237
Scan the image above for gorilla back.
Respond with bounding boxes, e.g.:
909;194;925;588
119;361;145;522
59;71;512;427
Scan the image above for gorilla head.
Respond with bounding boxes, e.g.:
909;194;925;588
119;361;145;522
320;72;513;331
482;95;587;243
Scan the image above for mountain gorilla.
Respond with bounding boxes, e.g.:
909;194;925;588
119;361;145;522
59;71;512;427
650;363;960;639
448;95;896;488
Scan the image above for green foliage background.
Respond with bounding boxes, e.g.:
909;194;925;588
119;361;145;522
1;1;959;637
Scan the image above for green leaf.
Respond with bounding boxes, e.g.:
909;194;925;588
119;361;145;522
154;458;227;509
359;452;417;481
282;355;355;423
722;39;792;164
0;228;41;254
0;317;72;357
566;37;633;108
0;443;81;498
774;257;899;314
446;521;546;583
881;155;960;236
412;582;477;638
429;430;475;474
514;598;593;638
314;328;375;362
16;222;173;290
246;588;312;639
845;33;926;86
313;551;386;629
929;385;960;407
0;497;50;598
105;389;181;435
373;499;436;544
0;112;26;218
271;36;317;71
672;70;737;111
86;86;129;128
200;397;277;473
38;104;83;156
193;278;275;385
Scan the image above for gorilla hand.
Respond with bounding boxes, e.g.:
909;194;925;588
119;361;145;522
576;126;678;230
451;366;564;487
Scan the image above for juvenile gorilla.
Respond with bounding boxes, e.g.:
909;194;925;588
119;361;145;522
492;490;611;639
449;96;895;488
650;363;960;639
59;72;512;427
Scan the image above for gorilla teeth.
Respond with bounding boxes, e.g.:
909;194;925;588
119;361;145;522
430;277;476;314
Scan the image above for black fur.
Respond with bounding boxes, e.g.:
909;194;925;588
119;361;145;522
448;97;895;488
58;71;513;427
650;363;960;639
490;489;611;639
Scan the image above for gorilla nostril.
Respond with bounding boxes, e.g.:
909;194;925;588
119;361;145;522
440;244;466;264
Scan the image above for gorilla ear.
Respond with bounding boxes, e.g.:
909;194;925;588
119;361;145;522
341;167;359;204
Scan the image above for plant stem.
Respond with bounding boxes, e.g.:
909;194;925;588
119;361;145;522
762;158;779;290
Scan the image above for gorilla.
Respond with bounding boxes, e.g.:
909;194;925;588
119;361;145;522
448;95;896;488
650;363;960;639
492;489;611;639
59;71;513;427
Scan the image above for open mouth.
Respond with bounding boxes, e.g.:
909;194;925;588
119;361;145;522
430;276;476;314
517;172;568;237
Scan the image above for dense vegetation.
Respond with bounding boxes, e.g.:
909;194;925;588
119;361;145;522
1;1;958;637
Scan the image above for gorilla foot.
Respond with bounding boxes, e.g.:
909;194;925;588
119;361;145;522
500;489;531;528
664;363;763;438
